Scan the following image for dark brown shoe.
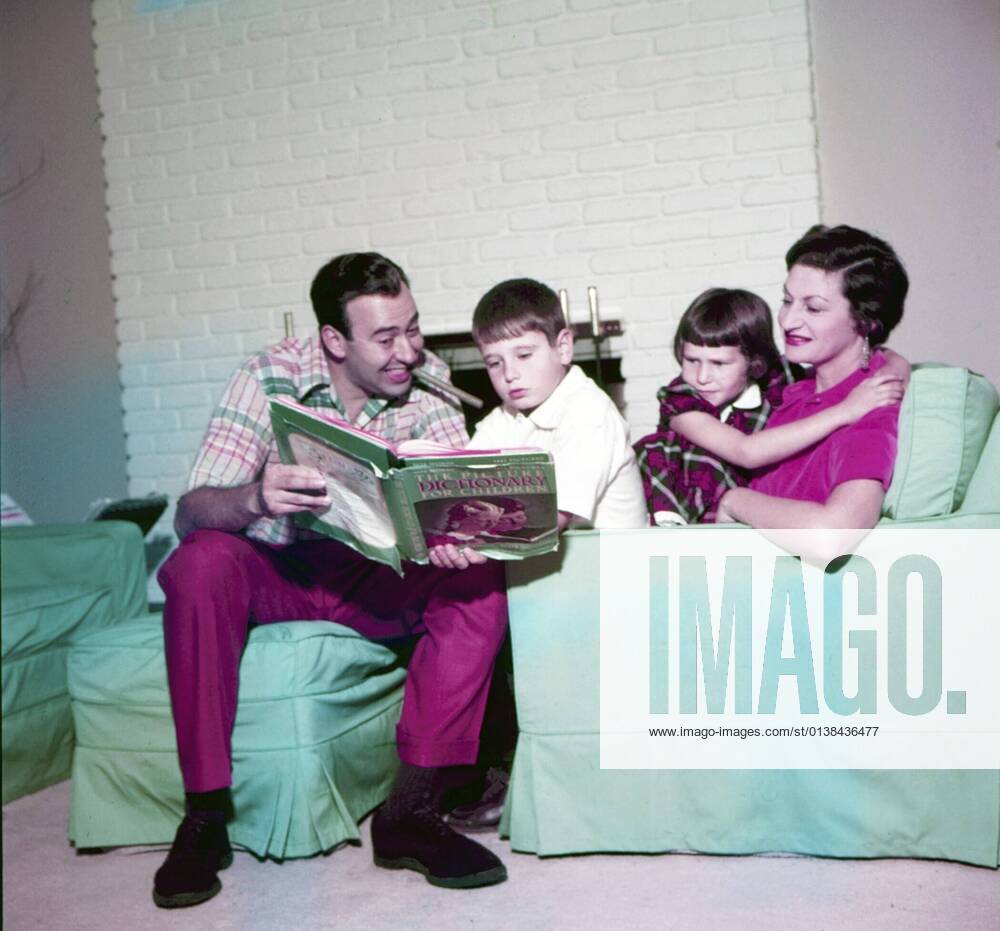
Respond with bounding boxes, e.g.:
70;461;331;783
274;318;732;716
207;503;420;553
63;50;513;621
443;767;509;833
372;804;507;889
152;813;233;909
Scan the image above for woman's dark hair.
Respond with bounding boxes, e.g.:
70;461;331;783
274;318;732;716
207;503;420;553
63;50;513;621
673;288;781;382
785;224;908;345
309;252;410;337
472;278;565;346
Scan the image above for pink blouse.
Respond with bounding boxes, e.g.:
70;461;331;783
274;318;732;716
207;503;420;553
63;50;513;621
750;354;899;504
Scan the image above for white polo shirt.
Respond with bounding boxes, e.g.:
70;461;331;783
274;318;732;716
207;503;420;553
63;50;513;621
468;365;648;529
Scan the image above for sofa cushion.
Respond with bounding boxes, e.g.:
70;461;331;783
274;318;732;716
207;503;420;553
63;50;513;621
883;365;999;520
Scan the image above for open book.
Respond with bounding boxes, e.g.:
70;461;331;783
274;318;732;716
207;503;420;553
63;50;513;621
270;398;559;574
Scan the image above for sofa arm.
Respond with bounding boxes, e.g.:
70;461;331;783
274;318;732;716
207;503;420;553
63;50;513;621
1;522;148;622
958;412;1000;515
506;530;603;734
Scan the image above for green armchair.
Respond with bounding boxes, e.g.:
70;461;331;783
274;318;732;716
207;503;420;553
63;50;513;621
1;521;147;803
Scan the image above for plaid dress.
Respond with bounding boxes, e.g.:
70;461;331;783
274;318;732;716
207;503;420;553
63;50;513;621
188;336;468;545
634;360;805;525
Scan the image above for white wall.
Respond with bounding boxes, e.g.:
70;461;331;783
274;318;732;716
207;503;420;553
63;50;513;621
0;0;128;523
810;0;1000;388
92;0;822;516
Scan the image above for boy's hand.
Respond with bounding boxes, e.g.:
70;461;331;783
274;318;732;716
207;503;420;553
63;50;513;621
841;372;905;421
427;543;489;570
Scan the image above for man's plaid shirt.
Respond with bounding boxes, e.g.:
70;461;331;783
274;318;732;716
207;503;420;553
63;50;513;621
188;336;468;545
634;359;804;524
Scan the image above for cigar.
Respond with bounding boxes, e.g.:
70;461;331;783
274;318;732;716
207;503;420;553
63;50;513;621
413;367;484;409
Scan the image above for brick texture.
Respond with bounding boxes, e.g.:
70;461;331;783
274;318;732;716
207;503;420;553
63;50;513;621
92;0;819;518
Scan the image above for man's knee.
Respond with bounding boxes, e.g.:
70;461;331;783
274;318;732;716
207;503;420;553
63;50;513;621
459;560;508;623
158;529;253;595
441;560;509;650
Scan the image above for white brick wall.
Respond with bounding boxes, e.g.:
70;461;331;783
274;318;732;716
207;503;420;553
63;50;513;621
93;0;820;520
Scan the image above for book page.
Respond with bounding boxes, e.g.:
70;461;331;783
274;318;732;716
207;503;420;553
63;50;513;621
397;439;541;458
288;432;397;549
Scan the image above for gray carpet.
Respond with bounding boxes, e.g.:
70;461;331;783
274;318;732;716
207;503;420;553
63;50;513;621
3;780;998;930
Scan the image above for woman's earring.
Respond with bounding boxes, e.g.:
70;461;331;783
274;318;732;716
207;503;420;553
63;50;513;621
861;336;871;371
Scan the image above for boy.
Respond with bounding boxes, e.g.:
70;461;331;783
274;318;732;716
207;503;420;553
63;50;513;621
429;278;647;571
428;278;647;830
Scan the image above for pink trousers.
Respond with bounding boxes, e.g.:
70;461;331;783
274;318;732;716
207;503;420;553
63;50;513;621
158;529;508;792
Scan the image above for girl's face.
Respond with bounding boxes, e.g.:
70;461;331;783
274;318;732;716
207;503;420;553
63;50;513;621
679;342;752;408
779;264;864;368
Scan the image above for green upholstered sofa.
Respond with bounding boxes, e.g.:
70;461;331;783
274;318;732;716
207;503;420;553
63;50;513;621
501;364;1000;867
1;521;148;803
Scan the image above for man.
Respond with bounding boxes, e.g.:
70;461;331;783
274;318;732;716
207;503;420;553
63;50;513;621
153;253;508;908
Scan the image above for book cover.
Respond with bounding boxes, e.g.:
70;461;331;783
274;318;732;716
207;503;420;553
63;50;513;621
269;398;558;573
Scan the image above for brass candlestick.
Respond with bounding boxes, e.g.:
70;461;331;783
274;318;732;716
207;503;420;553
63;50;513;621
587;286;605;389
558;288;570;328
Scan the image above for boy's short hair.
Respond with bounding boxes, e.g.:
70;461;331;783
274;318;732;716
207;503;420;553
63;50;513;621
673;288;781;382
472;278;565;346
310;252;409;338
785;224;908;345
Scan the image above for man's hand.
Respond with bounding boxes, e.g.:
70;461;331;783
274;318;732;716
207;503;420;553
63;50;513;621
257;464;331;518
175;465;329;539
427;543;489;570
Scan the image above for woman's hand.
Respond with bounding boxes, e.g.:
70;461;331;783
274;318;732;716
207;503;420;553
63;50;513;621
841;372;905;422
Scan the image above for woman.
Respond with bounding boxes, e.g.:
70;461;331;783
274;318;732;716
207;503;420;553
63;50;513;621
717;224;908;530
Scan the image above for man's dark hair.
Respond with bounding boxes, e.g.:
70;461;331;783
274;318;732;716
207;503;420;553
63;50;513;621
309;252;410;338
472;278;565;347
673;288;781;382
785;224;908;345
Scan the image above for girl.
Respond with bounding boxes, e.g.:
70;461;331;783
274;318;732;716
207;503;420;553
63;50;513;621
634;287;906;525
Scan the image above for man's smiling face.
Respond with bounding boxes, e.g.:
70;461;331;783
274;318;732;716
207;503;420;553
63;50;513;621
323;285;424;413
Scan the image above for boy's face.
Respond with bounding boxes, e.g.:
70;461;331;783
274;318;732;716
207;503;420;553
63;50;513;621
479;328;573;414
679;342;751;408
